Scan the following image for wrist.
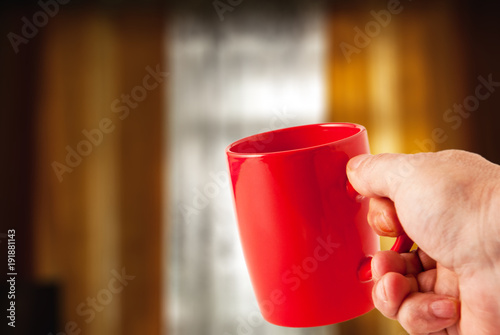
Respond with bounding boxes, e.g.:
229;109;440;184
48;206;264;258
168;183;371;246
459;264;500;333
476;173;500;267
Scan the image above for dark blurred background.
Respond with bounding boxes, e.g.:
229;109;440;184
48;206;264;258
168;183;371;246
1;0;499;334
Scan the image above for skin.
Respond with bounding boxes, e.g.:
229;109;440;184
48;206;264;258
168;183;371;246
346;150;500;335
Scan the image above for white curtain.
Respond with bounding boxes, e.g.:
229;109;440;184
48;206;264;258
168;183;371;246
166;8;337;335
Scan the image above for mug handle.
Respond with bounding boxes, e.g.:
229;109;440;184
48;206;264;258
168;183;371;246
357;233;414;282
346;180;415;282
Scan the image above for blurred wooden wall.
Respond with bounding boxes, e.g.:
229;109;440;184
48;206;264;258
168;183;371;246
1;4;166;335
327;0;469;156
463;1;500;165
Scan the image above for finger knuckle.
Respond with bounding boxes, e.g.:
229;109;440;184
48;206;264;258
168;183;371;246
399;301;430;333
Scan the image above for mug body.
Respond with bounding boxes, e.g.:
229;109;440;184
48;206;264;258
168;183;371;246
226;123;378;327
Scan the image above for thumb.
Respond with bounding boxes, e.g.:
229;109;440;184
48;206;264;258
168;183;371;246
347;153;416;201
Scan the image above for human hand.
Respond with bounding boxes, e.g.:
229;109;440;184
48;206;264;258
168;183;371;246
346;150;500;335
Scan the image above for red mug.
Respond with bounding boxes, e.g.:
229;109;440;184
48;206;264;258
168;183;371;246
226;123;413;327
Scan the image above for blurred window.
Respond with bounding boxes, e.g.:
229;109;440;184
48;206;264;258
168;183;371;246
166;9;334;335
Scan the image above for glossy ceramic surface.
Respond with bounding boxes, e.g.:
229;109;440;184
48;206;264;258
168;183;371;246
226;123;412;327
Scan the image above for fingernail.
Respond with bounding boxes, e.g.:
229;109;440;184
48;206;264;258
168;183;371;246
376;279;388;303
355;194;366;203
347;154;369;171
370;258;381;279
430;299;457;319
377;212;393;233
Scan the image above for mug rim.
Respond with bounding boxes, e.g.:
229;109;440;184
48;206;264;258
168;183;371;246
226;122;367;158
